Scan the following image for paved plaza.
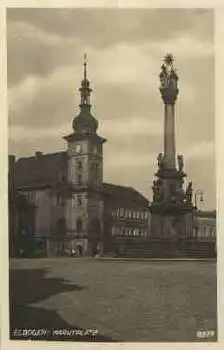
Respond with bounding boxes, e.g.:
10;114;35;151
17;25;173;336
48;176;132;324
9;258;217;342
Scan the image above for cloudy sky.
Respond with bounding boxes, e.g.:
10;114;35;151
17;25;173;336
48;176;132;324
7;8;215;209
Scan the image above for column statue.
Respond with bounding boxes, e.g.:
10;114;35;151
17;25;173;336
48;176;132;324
185;181;193;202
152;179;164;202
177;154;184;172
157;153;165;169
159;63;169;89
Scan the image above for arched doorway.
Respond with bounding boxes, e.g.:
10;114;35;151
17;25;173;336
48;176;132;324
76;245;83;256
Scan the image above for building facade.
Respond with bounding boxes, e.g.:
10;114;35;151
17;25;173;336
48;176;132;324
193;210;216;242
10;58;149;257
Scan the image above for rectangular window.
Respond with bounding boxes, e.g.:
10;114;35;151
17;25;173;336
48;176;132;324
120;208;124;217
77;194;82;206
57;194;62;206
111;225;116;236
77;174;82;185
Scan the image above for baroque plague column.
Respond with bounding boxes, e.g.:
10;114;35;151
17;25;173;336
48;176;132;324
149;54;194;239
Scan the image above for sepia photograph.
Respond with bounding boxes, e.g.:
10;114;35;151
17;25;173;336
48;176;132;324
7;7;217;343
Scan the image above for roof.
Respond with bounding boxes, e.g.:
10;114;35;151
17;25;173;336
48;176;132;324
102;183;149;205
13;153;149;206
14;151;68;188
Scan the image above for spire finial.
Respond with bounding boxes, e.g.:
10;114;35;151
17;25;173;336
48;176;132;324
84;52;87;80
79;52;92;107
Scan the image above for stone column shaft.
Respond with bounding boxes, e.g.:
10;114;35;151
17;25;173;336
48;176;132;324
164;104;176;169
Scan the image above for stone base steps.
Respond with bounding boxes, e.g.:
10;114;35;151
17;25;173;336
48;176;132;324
107;240;216;259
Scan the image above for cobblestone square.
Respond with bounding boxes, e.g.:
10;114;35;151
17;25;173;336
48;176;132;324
9;258;217;342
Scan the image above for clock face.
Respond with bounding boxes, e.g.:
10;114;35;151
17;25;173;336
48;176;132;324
75;144;81;153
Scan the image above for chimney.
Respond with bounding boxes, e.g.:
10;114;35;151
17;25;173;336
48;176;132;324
35;151;42;157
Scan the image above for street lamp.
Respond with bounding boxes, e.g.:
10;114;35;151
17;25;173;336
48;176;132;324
193;189;204;241
194;189;204;210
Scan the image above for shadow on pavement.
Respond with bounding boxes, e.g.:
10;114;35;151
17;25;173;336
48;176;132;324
9;268;117;342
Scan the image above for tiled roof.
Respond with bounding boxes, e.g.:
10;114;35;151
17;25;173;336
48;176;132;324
13;152;149;205
102;183;149;205
15;151;68;188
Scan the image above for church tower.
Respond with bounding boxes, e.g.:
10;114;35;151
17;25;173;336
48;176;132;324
64;55;107;255
149;54;194;240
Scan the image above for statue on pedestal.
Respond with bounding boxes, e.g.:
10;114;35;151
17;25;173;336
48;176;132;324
185;181;193;202
175;187;185;203
159;54;178;91
159;64;169;89
177;154;184;172
152;179;164;202
157;153;165;169
152;180;159;201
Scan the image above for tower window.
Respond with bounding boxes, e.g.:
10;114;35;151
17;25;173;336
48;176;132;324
91;163;99;170
77;217;83;232
77;194;82;206
77;174;83;185
76;160;83;170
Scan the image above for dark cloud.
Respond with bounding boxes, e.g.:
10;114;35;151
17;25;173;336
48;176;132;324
7;8;214;86
7;26;82;86
9;80;76;129
7;8;213;43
